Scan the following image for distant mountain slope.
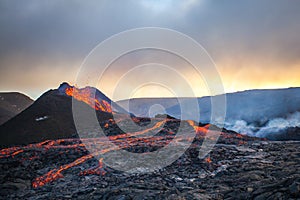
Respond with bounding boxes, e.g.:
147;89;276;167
167;87;300;122
117;98;181;117
118;88;300;122
0;92;33;125
117;87;300;140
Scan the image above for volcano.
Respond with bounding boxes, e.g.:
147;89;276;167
0;83;128;147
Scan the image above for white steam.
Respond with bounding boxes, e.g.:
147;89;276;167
225;112;300;138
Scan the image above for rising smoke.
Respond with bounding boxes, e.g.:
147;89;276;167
225;111;300;138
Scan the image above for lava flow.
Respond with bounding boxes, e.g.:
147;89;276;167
32;153;96;188
0;117;256;189
65;86;112;113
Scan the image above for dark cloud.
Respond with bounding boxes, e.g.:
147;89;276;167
181;0;300;65
0;0;299;99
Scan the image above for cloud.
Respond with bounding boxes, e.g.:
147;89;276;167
139;0;201;15
0;0;300;98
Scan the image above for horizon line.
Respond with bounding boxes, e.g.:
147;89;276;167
1;85;299;102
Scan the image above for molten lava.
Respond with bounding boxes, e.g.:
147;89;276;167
205;157;212;163
79;158;106;176
0;117;255;188
187;120;210;136
65;87;112;113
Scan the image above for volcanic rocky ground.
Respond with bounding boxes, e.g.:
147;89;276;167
0;117;299;200
0;84;299;199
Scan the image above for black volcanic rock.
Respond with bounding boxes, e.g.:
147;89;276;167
266;127;300;141
154;113;177;119
0;92;33;125
0;138;299;199
0;100;273;199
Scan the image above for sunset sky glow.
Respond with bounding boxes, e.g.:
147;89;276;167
0;0;299;100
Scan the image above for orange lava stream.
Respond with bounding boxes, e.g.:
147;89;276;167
65;87;112;112
0;147;22;158
205;157;212;163
110;119;167;140
32;153;96;188
186;120;210;135
31;134;182;188
0;118;250;188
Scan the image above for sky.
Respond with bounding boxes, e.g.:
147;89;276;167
0;0;300;100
